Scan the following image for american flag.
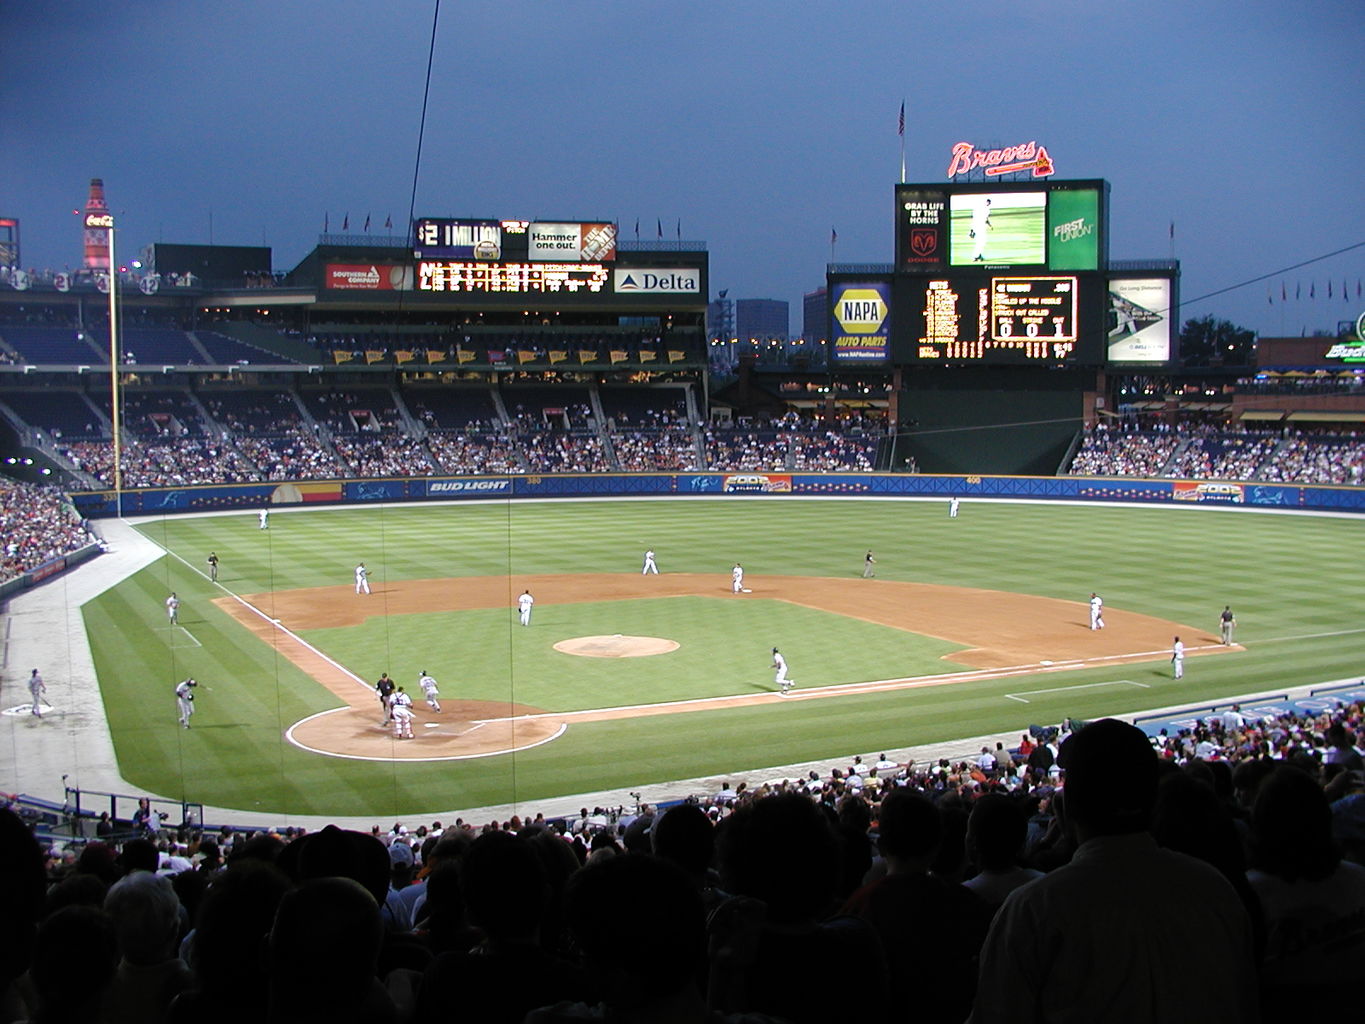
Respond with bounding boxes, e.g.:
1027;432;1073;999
898;101;905;137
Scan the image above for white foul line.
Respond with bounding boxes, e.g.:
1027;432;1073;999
1004;679;1148;704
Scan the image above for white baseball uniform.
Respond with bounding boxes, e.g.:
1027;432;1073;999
1089;594;1104;630
166;594;180;624
732;564;744;593
518;591;534;625
419;673;441;711
355;563;370;595
642;549;658;575
773;650;794;694
259;508;269;529
1172;639;1185;679
391;703;415;739
175;678;197;728
949;497;960;518
28;670;45;718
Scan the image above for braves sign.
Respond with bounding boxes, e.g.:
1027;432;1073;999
947;140;1055;179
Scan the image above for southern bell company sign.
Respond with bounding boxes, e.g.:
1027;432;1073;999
947;140;1055;179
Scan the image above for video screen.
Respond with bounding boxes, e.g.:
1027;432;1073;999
1107;278;1172;363
949;192;1046;266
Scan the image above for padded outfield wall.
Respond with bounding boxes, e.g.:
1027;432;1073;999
68;471;1365;519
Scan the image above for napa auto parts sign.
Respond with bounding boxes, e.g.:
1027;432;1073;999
947;140;1055;179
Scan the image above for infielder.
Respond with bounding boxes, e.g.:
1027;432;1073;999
28;669;46;718
1171;636;1185;679
863;551;876;578
1089;593;1105;630
518;589;534;626
206;551;219;582
1219;606;1236;645
418;671;441;712
175;677;198;728
732;563;745;594
772;647;794;696
642;549;659;575
166;592;180;625
258;507;269;529
949;496;960;518
355;562;371;595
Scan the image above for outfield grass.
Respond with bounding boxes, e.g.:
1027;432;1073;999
83;498;1365;817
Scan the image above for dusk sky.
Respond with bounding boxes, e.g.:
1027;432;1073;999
3;0;1362;339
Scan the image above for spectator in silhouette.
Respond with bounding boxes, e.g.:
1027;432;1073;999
962;792;1044;910
0;807;48;1021
1246;763;1365;1014
265;876;396;1023
842;787;990;1024
24;905;118;1023
711;791;887;1023
969;718;1258;1023
101;870;193;1023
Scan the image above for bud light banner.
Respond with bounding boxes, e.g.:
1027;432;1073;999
830;281;891;363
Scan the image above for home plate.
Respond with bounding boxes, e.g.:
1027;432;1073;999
423;722;440;729
742;588;752;592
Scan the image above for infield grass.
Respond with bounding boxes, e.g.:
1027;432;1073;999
81;497;1365;817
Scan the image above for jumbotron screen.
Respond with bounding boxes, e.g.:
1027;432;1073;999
895;179;1108;273
891;272;1104;364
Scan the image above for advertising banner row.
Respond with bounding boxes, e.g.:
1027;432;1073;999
69;473;1365;519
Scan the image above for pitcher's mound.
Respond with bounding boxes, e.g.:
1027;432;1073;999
555;635;680;658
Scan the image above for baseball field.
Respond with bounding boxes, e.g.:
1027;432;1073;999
80;496;1364;818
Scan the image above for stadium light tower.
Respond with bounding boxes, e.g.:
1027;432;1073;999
105;222;123;515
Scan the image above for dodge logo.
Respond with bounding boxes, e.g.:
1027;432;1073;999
910;229;937;257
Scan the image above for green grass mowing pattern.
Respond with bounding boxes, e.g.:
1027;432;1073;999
87;498;1365;816
299;597;967;711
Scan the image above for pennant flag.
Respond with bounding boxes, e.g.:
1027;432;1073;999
517;350;537;364
898;100;905;137
333;350;355;364
426;349;446;363
1267;289;1273;305
365;350;385;364
676;218;681;239
549;350;568;364
342;213;349;230
1310;282;1315;299
1345;279;1350;301
667;350;686;363
1281;282;1286;302
363;214;371;232
1358;279;1362;298
1329;280;1333;298
578;349;598;363
639;350;657;362
1296;281;1301;300
610;350;629;364
395;350;415;364
385;215;392;229
656;218;663;239
831;226;838;245
456;347;475;364
1169;221;1175;241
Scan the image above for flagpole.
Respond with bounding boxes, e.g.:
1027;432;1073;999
107;226;123;518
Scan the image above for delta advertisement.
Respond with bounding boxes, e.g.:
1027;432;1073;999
325;264;414;290
830;281;890;363
612;268;700;294
1107;278;1172;363
528;223;617;262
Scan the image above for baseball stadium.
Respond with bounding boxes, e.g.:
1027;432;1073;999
2;170;1362;836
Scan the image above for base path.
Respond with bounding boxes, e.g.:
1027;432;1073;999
215;574;1223;761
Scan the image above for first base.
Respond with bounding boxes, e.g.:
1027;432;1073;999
742;588;752;593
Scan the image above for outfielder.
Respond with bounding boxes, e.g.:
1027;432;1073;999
949;496;960;518
355;562;371;595
166;592;180;625
1219;606;1236;645
642;549;659;575
206;551;219;582
1171;636;1185;679
418;671;441;712
518;589;534;626
28;669;46;718
969;197;992;261
258;507;269;529
1089;593;1105;630
772;647;794;696
175;677;198;728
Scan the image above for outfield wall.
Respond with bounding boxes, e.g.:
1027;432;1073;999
66;472;1365;518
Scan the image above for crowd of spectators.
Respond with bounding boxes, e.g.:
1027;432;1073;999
3;699;1361;1021
425;432;522;475
1069;423;1365;484
333;434;438;479
611;426;701;471
0;479;95;582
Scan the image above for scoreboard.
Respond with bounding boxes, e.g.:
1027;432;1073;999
888;178;1110;365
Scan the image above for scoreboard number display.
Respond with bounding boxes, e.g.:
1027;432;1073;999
990;276;1078;356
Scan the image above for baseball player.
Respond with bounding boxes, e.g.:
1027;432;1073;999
772;647;794;696
375;672;396;724
642;549;659;575
969;197;992;261
732;563;745;594
418;671;441;712
863;551;876;578
175;677;198;728
206;551;219;582
1219;606;1236;645
1171;636;1185;679
518;589;534;626
166;592;180;626
949;496;960;518
1089;593;1105;630
355;562;371;595
391;700;415;740
258;507;269;529
28;669;46;718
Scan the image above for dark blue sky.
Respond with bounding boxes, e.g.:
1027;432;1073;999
2;0;1362;338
